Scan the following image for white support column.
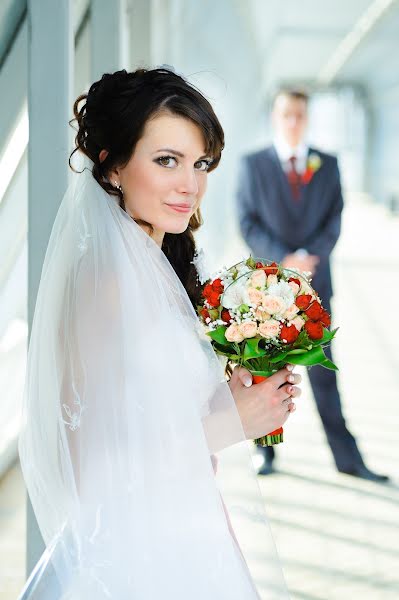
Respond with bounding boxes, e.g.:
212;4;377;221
129;0;152;69
27;0;73;576
91;0;129;82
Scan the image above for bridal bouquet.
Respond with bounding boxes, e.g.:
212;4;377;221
197;258;338;446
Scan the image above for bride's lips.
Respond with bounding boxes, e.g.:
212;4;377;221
165;203;193;214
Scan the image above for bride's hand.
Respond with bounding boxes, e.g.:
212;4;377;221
228;365;302;440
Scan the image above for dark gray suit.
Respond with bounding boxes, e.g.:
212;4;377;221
237;145;364;471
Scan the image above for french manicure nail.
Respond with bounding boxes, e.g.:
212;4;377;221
244;377;252;388
287;364;294;371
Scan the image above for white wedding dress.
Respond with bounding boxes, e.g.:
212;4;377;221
18;160;289;599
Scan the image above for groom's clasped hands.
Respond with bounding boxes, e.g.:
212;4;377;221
228;365;302;441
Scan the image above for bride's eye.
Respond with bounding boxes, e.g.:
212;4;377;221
155;156;177;168
194;159;212;172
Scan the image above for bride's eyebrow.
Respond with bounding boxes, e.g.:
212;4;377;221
153;148;210;160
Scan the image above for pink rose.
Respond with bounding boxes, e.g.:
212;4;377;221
239;321;258;339
247;287;265;306
288;281;300;295
254;306;270;321
225;324;245;343
262;295;286;315
250;270;267;288
267;274;278;287
284;304;299;319
258;319;281;339
284;304;300;320
290;316;305;331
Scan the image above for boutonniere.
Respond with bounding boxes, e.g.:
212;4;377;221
302;153;322;184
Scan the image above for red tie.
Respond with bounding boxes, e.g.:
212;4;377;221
287;155;301;200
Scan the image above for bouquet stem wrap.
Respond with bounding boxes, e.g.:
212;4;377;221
252;375;284;447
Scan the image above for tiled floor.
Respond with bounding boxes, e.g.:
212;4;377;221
0;197;398;599
255;198;399;599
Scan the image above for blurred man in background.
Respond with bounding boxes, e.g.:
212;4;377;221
236;88;388;482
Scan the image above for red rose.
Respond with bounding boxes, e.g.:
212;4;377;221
305;320;323;340
280;324;300;344
200;307;210;320
305;301;324;321
295;294;312;310
202;284;213;298
319;309;331;327
221;309;232;323
212;278;224;294
208;292;220;308
203;284;221;308
288;277;301;287
255;261;264;269
264;262;279;276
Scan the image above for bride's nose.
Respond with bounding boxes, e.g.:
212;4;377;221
176;166;199;195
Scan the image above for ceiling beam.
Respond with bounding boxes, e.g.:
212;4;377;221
316;0;397;85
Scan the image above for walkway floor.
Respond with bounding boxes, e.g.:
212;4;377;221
0;196;398;599
254;196;399;599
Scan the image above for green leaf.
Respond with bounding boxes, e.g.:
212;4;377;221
311;327;338;346
320;358;339;371
248;369;277;378
269;351;289;363
246;256;256;268
238;304;250;314
243;338;267;360
285;345;327;366
207;326;228;345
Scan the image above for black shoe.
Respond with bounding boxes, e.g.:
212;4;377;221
338;465;390;483
257;462;275;476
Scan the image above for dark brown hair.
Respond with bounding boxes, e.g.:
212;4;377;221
69;68;225;307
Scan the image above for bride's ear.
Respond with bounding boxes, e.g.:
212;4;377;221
99;149;108;163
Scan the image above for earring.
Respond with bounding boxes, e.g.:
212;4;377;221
113;181;123;194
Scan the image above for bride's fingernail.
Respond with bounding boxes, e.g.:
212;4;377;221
287;364;294;371
243;377;252;387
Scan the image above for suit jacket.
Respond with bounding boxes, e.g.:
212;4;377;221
236;145;344;301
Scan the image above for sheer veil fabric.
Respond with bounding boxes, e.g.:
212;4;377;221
19;160;289;599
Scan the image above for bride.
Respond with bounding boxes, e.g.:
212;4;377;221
19;67;301;599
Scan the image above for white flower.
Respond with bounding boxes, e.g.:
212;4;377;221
267;281;295;309
221;279;249;310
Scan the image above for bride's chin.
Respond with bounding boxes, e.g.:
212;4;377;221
164;219;191;235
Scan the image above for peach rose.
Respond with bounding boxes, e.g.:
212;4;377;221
288;281;300;295
267;274;278;287
250;270;267;289
254;306;270;321
262;295;286;315
258;319;281;339
290;316;305;331
225;324;245;343
284;303;300;320
239;321;258;339
247;287;265;306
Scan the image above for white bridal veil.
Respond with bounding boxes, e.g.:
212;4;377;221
19;160;289;599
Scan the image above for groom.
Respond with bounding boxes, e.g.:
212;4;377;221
236;88;388;483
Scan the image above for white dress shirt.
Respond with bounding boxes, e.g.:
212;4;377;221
273;136;309;175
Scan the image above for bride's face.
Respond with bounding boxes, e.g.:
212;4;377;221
112;113;212;246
